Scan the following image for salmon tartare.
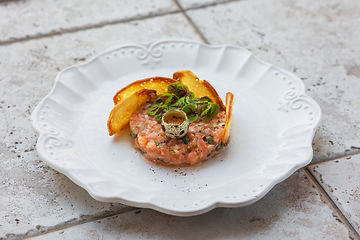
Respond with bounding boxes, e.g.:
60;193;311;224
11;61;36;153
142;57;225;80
129;101;226;166
107;70;234;167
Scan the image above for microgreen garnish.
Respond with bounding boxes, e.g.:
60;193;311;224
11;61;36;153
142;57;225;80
156;158;168;163
182;103;198;122
200;102;220;120
155;141;159;146
155;111;164;123
147;82;220;122
168;82;189;98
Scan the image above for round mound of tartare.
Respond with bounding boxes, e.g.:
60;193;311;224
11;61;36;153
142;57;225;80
107;70;234;167
129;102;226;166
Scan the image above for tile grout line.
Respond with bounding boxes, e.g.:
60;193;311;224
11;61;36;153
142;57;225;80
179;0;245;11
0;0;245;47
173;0;209;44
13;166;360;240
174;0;249;45
309;150;360;167
13;207;140;240
304;167;360;240
0;10;181;46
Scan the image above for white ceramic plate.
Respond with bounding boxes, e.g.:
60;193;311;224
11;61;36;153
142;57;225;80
31;39;321;216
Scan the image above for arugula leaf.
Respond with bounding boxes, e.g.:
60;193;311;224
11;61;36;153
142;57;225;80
155;93;177;105
184;96;195;106
164;93;178;106
175;84;189;98
201;109;211;120
168;82;182;94
182;103;196;112
187;91;195;99
193;96;211;104
155;111;164;123
210;103;220;117
182;103;198;122
149;104;168;118
169;97;185;110
201;102;219;120
187;113;198;122
200;102;210;115
147;81;220;123
168;82;189;98
169;103;183;110
147;103;162;115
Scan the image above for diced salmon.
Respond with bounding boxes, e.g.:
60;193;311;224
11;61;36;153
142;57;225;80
129;102;226;166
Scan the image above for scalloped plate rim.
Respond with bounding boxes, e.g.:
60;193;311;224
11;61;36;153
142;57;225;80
31;39;322;216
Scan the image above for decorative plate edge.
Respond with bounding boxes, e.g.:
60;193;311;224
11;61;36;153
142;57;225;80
30;39;322;216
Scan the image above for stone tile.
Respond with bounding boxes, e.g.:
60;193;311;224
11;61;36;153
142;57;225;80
28;170;355;240
0;0;178;42
309;153;360;235
0;13;202;239
186;0;360;163
177;0;234;9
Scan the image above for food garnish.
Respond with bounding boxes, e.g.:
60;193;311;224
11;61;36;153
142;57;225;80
222;92;234;146
161;109;189;139
173;70;226;110
107;70;234;166
113;77;176;105
147;81;220;123
107;89;156;136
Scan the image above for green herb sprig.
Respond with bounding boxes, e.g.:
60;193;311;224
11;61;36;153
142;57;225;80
147;82;220;122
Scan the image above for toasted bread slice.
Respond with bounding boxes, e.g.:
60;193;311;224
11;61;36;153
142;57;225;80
222;92;234;146
113;77;177;105
173;70;225;110
108;89;156;136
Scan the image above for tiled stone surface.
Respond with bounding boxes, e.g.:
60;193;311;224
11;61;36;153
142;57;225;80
0;0;178;42
1;0;360;239
0;13;202;239
309;154;360;235
186;0;360;163
29;171;354;240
